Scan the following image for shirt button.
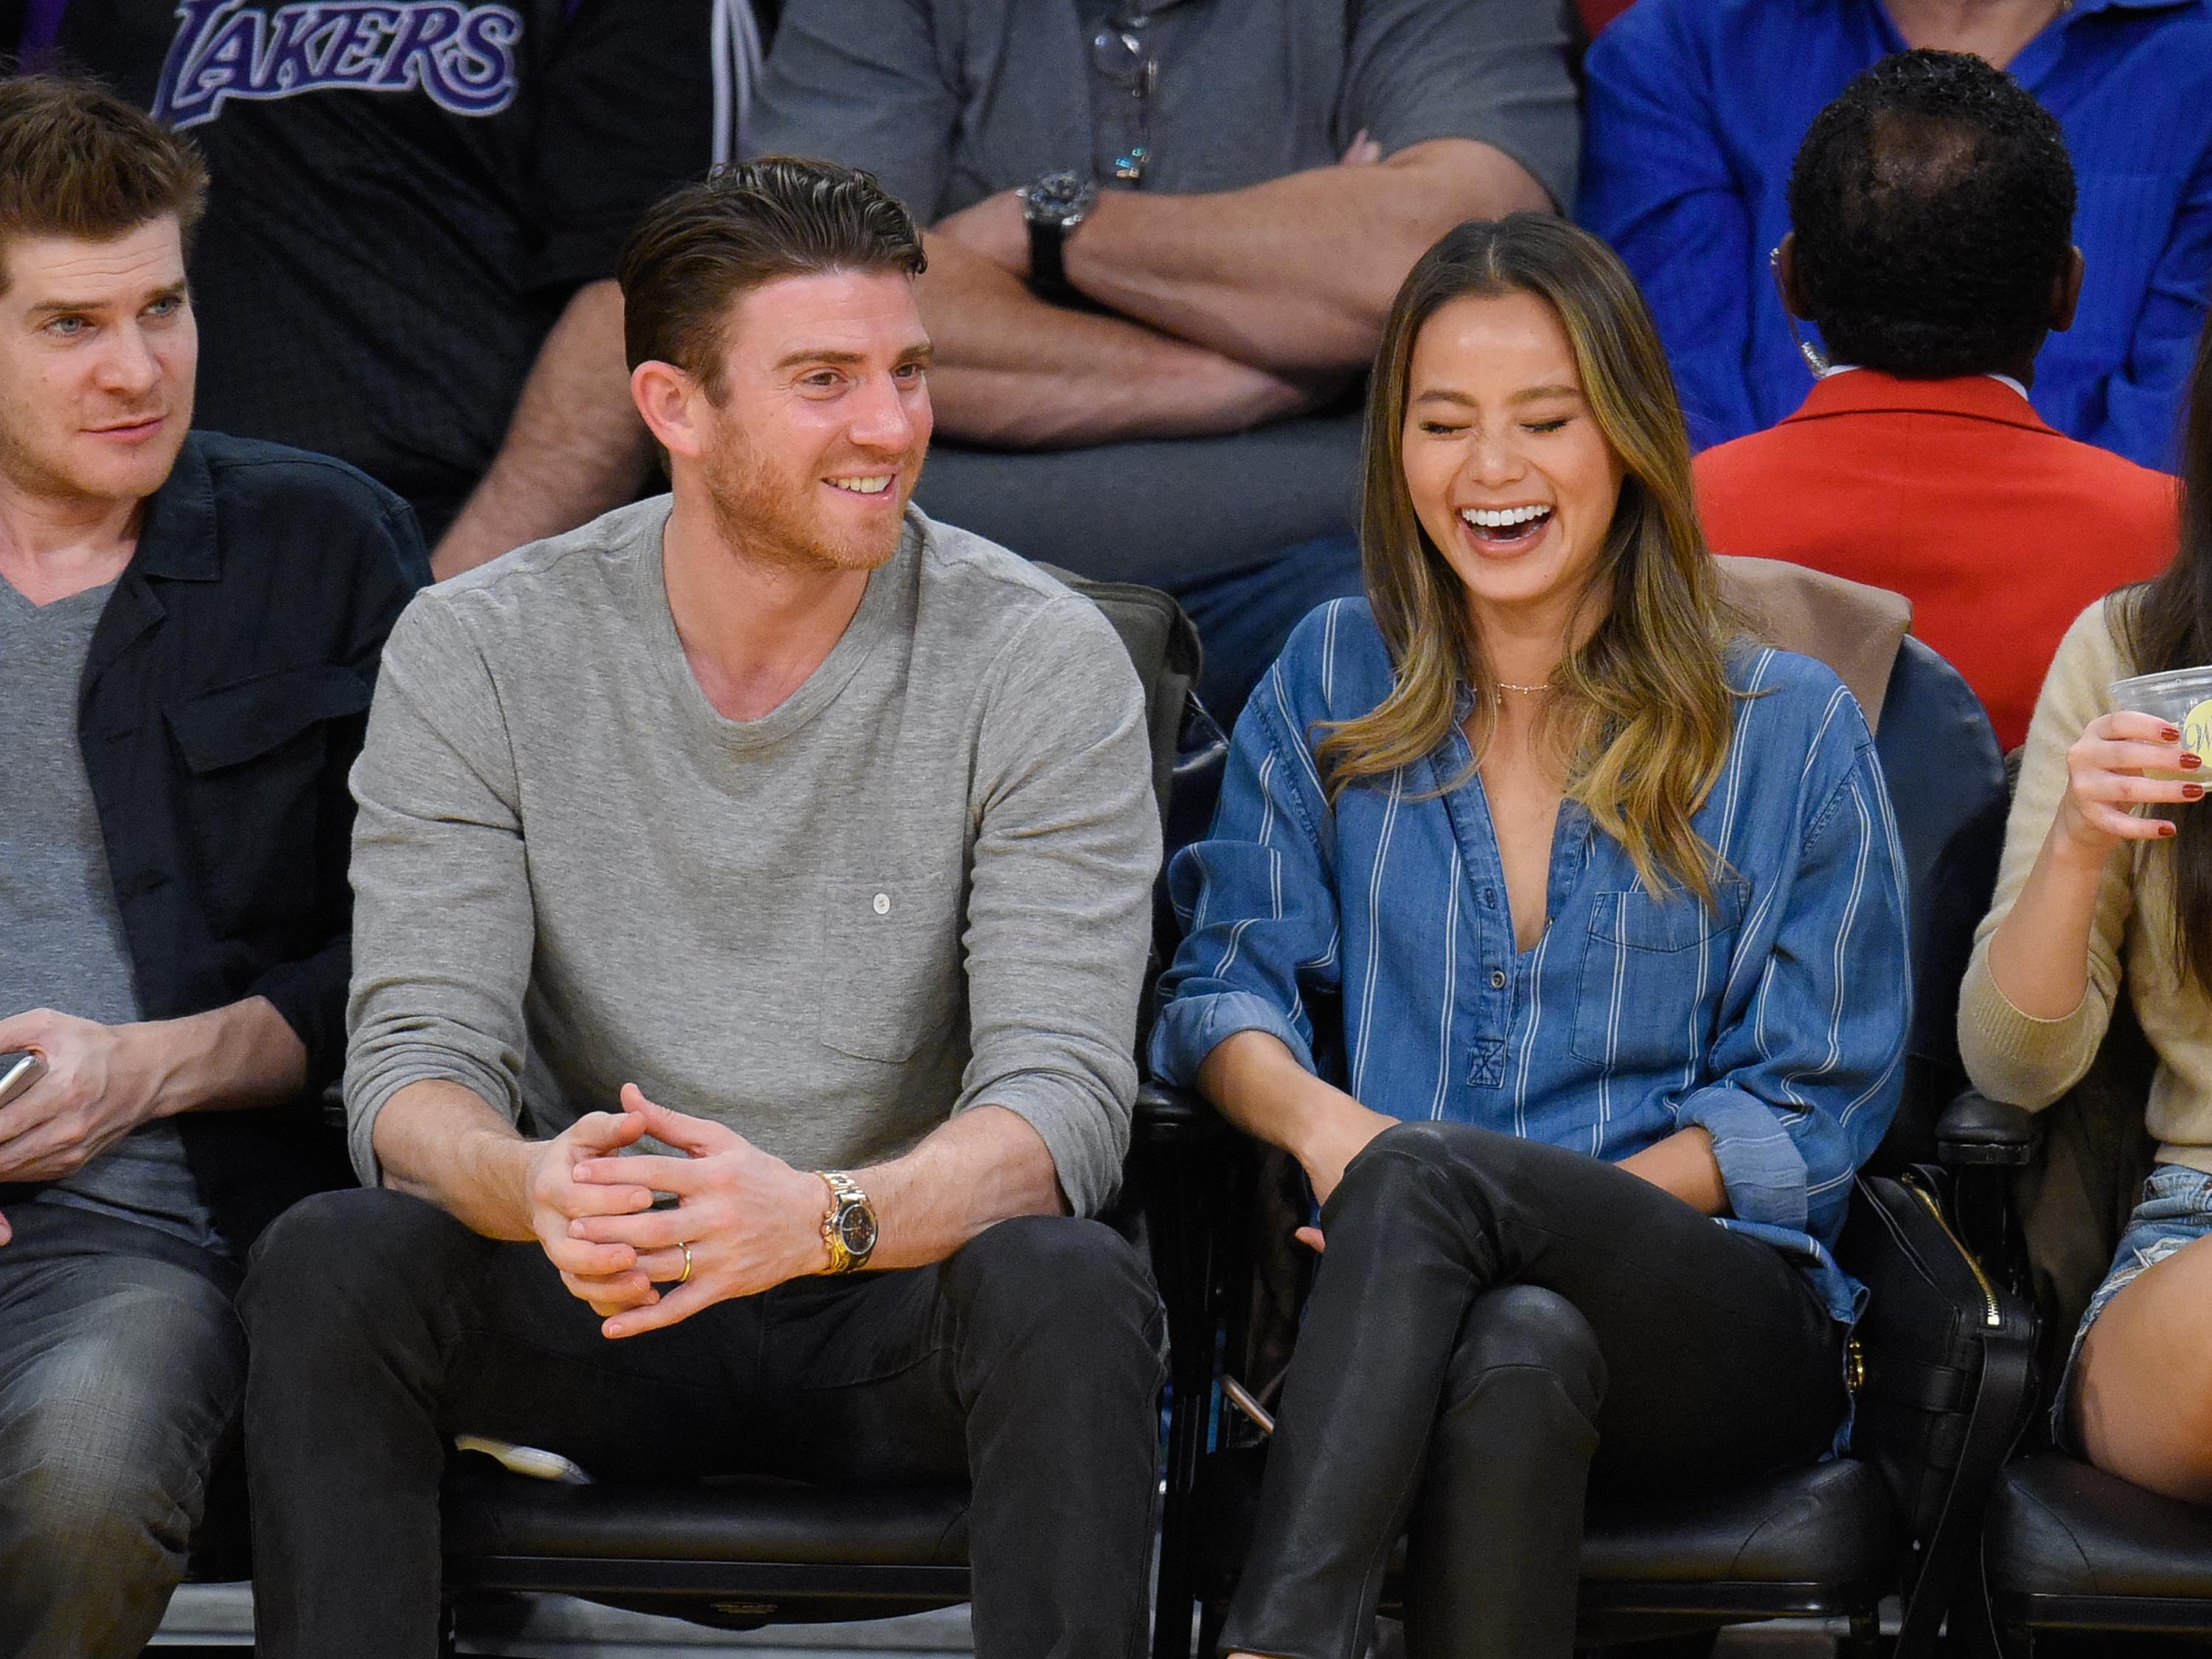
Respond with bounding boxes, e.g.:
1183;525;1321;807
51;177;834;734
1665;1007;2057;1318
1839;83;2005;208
872;892;891;916
1489;969;1507;990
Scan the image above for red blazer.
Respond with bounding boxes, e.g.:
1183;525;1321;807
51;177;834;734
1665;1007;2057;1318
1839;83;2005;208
1695;370;2179;750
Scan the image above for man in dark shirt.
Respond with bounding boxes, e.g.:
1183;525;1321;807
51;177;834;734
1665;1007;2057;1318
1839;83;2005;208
21;0;745;573
0;78;424;1656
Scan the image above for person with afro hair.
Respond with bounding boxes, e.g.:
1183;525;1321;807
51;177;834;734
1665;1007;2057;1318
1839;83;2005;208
1582;0;2212;471
1696;49;2177;751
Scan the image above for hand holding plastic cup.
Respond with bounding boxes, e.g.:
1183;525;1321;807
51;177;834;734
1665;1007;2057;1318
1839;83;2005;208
2108;667;2212;778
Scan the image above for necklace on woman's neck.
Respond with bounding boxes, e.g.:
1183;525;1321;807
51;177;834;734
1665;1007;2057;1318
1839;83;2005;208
1492;680;1554;695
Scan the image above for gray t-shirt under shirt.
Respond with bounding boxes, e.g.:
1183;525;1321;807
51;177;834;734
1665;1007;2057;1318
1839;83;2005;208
344;502;1160;1217
750;0;1580;585
0;576;220;1253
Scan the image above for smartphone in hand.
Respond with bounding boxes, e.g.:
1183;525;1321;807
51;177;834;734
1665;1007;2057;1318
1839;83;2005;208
0;1051;46;1110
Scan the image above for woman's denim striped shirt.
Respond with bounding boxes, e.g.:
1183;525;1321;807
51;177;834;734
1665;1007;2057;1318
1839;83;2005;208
1151;599;1911;1327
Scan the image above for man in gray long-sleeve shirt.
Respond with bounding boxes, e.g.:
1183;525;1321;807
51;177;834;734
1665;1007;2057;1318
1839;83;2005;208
239;158;1167;1659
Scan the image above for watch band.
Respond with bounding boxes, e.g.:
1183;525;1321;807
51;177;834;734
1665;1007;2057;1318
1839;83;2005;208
1028;214;1074;299
817;1169;876;1274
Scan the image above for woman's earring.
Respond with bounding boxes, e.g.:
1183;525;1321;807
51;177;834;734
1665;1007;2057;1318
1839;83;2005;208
1768;246;1829;377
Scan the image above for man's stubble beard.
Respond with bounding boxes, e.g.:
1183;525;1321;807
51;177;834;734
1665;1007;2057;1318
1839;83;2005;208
701;418;923;578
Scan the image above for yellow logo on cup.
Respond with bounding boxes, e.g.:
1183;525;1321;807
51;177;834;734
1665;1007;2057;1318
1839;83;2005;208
2185;699;2212;760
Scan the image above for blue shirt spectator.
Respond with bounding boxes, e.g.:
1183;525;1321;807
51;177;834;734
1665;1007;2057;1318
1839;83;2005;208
1580;0;2212;468
1150;598;1912;1325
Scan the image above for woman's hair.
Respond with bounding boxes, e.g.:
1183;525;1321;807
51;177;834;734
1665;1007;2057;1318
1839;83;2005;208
1317;214;1738;905
2116;319;2212;992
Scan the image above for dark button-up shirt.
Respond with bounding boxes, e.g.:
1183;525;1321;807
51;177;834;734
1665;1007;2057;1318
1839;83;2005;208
1580;0;2212;469
1;431;427;1253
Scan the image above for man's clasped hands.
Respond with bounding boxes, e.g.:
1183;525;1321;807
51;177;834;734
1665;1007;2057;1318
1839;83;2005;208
527;1084;838;1340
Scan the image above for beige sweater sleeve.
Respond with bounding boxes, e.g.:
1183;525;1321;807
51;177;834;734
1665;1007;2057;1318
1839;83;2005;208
1958;600;2140;1108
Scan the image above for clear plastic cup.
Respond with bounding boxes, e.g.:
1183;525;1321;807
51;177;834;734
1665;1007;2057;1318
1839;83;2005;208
2108;665;2212;777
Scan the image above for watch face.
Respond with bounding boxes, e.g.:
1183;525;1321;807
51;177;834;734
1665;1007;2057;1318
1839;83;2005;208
1028;170;1098;226
838;1204;879;1259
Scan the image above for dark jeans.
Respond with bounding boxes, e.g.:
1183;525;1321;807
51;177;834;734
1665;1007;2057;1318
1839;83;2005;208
1222;1122;1846;1659
1166;533;1366;727
239;1187;1166;1659
0;1204;242;1659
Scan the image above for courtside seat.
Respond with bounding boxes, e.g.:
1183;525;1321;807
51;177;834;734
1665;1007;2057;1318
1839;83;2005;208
440;1465;971;1630
1980;1450;2212;1633
1189;1443;1899;1630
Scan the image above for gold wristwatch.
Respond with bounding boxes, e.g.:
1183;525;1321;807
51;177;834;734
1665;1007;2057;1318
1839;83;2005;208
816;1170;878;1273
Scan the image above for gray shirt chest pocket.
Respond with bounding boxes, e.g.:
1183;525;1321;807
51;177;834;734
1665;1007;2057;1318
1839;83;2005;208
816;876;964;1062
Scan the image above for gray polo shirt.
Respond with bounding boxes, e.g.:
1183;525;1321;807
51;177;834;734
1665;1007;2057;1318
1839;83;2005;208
750;0;1579;586
0;577;221;1253
344;501;1159;1215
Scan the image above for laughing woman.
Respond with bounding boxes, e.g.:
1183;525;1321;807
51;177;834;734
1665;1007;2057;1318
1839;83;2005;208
1150;215;1911;1659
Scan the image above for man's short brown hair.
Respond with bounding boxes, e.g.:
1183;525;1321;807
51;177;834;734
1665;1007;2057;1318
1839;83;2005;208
0;75;209;293
618;156;926;398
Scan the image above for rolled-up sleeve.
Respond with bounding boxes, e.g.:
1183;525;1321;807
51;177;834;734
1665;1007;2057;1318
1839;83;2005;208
1680;713;1910;1247
343;597;538;1186
748;0;957;218
960;598;1161;1217
1150;663;1343;1088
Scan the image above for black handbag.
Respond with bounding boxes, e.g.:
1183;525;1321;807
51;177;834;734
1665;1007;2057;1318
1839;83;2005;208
1839;1164;2039;1656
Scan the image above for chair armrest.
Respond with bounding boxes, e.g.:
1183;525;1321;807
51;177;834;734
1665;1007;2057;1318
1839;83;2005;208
1936;1089;2040;1169
1133;1080;1231;1150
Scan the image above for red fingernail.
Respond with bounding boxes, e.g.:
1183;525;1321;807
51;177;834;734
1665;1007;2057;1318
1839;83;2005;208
2188;784;2205;800
2165;726;2184;741
2164;821;2180;835
2185;754;2203;770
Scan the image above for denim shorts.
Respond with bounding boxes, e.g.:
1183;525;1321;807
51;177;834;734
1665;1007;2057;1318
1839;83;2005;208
2053;1162;2212;1446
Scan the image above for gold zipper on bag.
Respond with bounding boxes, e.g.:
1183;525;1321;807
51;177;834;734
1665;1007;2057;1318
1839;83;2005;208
1901;1171;2002;1329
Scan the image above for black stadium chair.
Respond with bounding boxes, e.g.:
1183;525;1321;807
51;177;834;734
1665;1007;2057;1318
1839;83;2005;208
169;570;1212;1653
1141;611;2034;1659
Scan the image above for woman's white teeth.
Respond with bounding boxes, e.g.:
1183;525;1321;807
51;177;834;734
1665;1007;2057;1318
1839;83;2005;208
1461;504;1551;529
829;476;893;494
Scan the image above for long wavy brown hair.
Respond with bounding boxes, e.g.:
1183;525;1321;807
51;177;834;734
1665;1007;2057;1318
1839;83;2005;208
1317;215;1739;905
2115;319;2212;991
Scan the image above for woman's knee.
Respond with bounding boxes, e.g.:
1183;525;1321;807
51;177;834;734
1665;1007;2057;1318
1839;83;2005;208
1441;1284;1607;1424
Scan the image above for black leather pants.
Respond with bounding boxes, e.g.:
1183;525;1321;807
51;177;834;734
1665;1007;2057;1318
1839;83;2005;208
1220;1121;1846;1659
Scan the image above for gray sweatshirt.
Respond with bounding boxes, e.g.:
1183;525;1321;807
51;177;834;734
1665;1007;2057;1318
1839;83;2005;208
344;500;1159;1216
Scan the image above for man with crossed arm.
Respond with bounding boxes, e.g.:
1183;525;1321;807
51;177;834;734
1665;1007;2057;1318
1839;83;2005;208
238;157;1166;1659
750;0;1578;718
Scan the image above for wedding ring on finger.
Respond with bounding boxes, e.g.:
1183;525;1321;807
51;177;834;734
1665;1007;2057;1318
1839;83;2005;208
677;1240;693;1286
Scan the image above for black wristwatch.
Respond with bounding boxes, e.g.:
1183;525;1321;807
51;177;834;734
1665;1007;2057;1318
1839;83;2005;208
1019;170;1098;302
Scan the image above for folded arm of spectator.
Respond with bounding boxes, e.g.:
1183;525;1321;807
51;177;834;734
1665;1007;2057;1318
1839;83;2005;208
930;138;1546;390
1053;137;1551;375
431;280;655;580
916;234;1332;447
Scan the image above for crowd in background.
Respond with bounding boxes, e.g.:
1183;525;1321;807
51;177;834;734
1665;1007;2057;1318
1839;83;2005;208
10;0;2207;721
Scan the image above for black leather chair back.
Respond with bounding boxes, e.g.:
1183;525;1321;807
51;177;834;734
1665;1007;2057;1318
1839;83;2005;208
1870;635;2009;1169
